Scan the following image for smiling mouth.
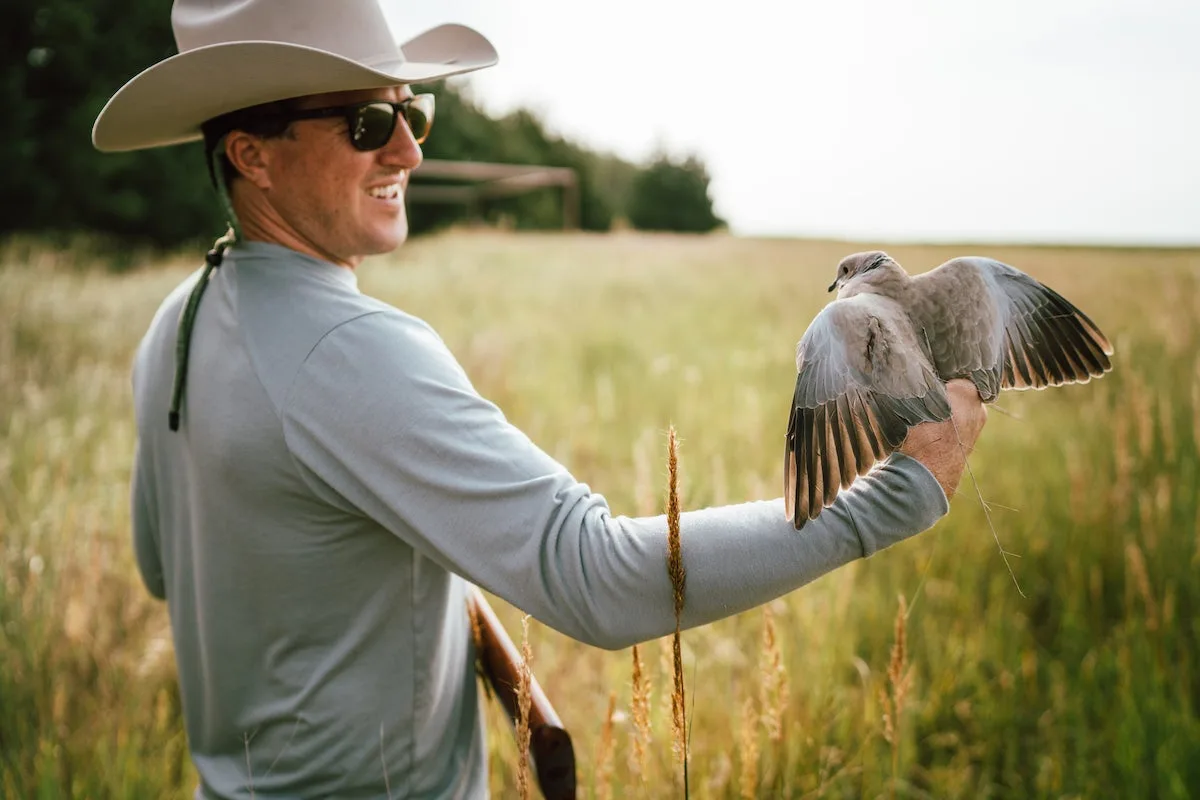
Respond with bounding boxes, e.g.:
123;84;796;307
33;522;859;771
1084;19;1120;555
367;184;402;200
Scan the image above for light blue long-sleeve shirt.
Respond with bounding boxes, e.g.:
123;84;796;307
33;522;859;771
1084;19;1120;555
129;241;949;799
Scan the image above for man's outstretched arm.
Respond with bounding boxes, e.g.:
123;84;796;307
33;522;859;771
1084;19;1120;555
284;313;988;649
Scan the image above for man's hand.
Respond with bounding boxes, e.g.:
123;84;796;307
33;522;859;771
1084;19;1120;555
898;379;988;500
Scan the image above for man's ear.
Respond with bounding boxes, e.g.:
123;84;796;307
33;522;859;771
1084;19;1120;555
225;131;273;190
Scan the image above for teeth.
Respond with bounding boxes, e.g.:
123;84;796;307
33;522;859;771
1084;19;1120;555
368;184;401;199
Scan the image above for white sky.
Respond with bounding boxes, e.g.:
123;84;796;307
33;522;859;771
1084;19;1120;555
385;1;1199;244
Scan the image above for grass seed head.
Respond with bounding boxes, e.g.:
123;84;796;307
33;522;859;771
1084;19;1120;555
629;644;652;780
515;615;533;800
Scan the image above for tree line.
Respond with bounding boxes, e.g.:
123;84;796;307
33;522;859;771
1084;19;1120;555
2;1;723;250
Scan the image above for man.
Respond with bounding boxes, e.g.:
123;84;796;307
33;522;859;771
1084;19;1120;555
95;1;987;797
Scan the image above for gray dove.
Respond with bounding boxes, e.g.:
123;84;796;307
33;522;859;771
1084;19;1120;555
784;251;1113;529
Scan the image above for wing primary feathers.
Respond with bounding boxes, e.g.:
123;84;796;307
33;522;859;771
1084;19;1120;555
835;394;859;486
784;424;796;524
1006;326;1035;388
1019;300;1069;384
795;408;811;526
1033;308;1076;383
854;391;883;457
1047;297;1111;376
1045;311;1093;380
1001;348;1017;387
1041;282;1114;354
1012;312;1055;386
819;404;840;508
847;391;877;470
999;275;1114;391
825;399;843;493
808;408;823;520
842;392;865;469
816;402;830;506
1067;318;1112;374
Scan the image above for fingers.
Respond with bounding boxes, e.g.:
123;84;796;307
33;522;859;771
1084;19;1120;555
897;380;989;499
944;379;988;452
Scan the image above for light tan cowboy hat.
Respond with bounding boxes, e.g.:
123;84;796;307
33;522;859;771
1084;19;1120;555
92;0;498;152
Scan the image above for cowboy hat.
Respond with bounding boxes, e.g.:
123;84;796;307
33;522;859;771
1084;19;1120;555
92;0;498;153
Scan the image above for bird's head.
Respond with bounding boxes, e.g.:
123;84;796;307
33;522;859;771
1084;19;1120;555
828;251;907;297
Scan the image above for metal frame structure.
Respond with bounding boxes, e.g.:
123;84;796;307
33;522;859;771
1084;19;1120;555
408;159;579;229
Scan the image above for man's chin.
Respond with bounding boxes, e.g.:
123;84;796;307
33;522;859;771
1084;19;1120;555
363;222;409;256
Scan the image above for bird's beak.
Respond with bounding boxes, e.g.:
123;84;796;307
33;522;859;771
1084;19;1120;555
827;279;839;293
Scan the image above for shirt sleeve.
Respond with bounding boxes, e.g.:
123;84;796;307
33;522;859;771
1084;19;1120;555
282;311;949;650
131;438;166;600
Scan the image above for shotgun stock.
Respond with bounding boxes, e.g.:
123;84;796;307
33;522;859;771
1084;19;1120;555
467;586;576;800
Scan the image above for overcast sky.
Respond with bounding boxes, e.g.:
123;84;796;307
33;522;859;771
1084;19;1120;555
385;0;1199;245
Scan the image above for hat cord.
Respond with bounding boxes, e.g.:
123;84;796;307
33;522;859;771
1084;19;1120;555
210;135;245;242
168;227;235;431
168;139;243;432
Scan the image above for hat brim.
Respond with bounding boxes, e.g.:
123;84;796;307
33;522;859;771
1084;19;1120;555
92;23;497;153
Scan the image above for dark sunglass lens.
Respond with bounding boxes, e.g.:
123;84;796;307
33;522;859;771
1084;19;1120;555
351;103;398;151
405;95;435;143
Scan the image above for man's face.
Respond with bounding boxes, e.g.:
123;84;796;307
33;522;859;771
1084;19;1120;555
254;86;421;266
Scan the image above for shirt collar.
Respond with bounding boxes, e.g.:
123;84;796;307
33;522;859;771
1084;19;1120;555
227;241;359;290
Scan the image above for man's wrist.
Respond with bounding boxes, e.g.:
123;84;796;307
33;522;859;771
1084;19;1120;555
885;452;951;524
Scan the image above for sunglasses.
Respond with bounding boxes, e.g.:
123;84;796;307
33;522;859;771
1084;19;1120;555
279;93;435;151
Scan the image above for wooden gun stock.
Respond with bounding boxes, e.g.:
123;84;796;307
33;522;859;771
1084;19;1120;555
467;586;576;800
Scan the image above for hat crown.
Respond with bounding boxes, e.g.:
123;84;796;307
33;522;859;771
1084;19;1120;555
172;0;400;64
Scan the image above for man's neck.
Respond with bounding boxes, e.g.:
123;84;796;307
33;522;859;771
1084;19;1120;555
230;189;360;271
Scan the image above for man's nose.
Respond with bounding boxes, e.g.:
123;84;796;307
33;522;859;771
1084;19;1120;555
379;116;423;170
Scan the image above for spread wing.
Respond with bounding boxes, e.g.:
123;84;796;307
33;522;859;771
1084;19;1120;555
784;295;951;529
917;257;1114;392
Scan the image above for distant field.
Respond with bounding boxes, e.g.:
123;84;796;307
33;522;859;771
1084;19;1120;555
2;232;1197;798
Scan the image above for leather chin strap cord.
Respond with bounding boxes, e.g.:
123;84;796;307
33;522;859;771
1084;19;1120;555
167;139;242;432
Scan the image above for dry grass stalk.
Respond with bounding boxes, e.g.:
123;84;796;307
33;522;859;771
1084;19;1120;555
1125;543;1159;631
1159;396;1176;463
659;635;674;700
595;690;618;800
880;595;912;799
1138;489;1156;552
1131;376;1155;460
665;426;688;778
759;605;789;743
1154;475;1171;539
1112;413;1133;522
629;644;652;780
738;693;759;800
515;614;533;800
667;427;686;621
1065;443;1089;525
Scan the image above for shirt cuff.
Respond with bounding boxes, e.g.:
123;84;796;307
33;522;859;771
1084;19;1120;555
854;452;951;557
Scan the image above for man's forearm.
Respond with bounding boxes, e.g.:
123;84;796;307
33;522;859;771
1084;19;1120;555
669;453;948;633
542;453;949;651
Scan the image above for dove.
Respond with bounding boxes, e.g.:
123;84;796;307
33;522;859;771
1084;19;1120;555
784;250;1113;529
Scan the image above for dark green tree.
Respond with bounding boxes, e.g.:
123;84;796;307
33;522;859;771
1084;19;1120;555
627;154;724;233
1;1;224;247
0;1;712;248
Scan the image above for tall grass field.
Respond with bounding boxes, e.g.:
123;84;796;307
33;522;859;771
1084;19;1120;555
2;232;1198;798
